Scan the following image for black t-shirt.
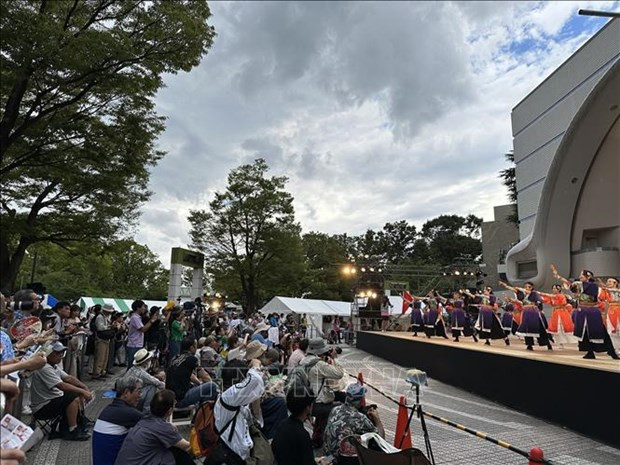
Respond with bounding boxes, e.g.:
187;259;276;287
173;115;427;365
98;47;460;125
271;417;315;465
165;353;198;401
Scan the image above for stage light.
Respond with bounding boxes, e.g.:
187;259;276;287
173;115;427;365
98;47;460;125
364;254;370;259
454;271;461;276
370;267;375;272
350;267;357;274
342;266;351;274
371;292;377;299
442;272;447;277
361;267;366;272
378;268;382;273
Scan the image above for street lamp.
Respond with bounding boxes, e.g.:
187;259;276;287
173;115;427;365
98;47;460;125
578;9;620;18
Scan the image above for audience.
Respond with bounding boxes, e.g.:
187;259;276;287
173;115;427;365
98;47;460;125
166;337;218;408
92;377;144;465
122;348;165;412
114;389;194;465
323;384;385;461
287;338;308;370
31;342;93;441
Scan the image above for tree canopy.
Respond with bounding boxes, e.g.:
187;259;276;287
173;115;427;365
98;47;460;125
0;0;215;290
188;159;305;313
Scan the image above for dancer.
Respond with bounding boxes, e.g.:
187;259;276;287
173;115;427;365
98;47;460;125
462;287;506;346
537;284;575;348
422;292;448;339
409;300;424;337
500;301;518;338
436;291;476;342
552;265;618;360
499;281;551;351
599;277;620;349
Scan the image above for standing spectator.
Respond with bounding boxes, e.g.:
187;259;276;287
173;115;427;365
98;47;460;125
92;377;144;465
251;322;273;348
168;310;187;362
107;312;125;375
126;300;158;370
301;338;345;448
31;342;93;441
93;304;115;379
64;304;85;378
114;389;194;465
122;349;165;412
144;306;162;352
287;338;308;371
166;338;218;408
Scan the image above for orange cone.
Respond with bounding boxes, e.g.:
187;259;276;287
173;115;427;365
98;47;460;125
393;395;412;449
357;372;366;407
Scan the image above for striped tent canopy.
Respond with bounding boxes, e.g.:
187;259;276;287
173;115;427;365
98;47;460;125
78;296;167;314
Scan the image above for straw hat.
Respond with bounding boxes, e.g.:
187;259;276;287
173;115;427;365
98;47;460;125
244;340;267;360
133;349;153;366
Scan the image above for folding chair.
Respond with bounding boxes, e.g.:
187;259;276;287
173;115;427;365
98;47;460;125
31;413;63;439
351;436;432;465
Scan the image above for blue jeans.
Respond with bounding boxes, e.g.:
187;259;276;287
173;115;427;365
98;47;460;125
176;382;219;408
168;340;181;363
126;346;141;371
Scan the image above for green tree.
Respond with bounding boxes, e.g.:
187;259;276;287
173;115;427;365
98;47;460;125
421;214;482;265
188;159;305;313
0;0;216;290
301;232;352;301
499;151;519;224
16;239;168;301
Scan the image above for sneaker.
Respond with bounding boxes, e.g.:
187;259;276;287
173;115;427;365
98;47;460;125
21;406;32;416
62;429;90;441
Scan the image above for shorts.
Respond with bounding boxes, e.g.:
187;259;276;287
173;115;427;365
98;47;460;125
34;391;80;420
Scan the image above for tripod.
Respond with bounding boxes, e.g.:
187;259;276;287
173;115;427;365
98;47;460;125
399;384;435;465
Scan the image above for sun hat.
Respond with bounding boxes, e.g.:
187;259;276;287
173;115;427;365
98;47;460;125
345;383;367;402
51;341;68;352
133;348;153;366
244;340;267;360
306;338;330;356
101;303;115;313
253;322;271;335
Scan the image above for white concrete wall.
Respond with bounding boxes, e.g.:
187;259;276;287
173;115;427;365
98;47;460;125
511;19;620;239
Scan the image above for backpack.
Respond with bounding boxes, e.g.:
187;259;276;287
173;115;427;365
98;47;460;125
189;398;241;458
285;357;324;396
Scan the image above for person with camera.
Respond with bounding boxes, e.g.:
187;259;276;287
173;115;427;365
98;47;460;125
126;300;159;371
300;338;345;448
168;310;187;363
323;383;385;463
93;304;115;379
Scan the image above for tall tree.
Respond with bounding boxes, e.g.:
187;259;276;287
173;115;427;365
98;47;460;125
301;232;352;301
188;159;304;313
421;214;482;265
0;0;215;290
499;151;519;224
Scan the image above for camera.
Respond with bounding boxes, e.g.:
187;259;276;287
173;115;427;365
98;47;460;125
360;404;378;416
11;300;36;312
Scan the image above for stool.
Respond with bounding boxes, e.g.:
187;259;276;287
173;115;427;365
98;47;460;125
171;406;195;427
31;414;63;439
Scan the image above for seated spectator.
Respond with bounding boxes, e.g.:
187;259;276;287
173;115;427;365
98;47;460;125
272;386;330;465
31;342;93;441
256;348;287;440
114;389;193;465
323;384;385;461
198;336;221;373
287;338;308;371
225;334;246;362
301;338;345;448
92;377;144;465
0;377;26;465
123;349;165;412
165;337;218;408
210;358;265;465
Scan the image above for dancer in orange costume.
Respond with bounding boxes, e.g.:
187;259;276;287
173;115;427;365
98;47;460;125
599;277;620;350
538;284;576;348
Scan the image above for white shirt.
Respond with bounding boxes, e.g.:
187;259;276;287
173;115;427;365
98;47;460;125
214;368;264;460
267;327;279;345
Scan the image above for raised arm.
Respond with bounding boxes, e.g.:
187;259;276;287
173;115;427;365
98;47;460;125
550;264;571;288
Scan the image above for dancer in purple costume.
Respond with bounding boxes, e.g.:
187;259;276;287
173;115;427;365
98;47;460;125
436;291;477;342
463;287;507;346
552;266;618;360
409;300;424;337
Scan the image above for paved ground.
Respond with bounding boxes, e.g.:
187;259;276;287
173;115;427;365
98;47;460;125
25;347;620;464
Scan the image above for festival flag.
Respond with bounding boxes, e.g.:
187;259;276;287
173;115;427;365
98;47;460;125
402;290;414;314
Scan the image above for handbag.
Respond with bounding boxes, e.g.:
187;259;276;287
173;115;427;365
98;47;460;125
246;423;274;465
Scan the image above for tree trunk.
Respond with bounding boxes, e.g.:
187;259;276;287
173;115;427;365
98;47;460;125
0;239;28;292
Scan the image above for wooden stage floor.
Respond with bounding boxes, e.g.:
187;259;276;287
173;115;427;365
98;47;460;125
377;331;620;373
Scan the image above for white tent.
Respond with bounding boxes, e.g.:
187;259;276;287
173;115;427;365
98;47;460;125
260;296;351;317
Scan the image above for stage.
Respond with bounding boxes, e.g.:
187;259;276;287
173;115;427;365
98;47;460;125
356;331;620;447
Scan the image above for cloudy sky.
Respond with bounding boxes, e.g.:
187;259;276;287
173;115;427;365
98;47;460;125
136;1;618;264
